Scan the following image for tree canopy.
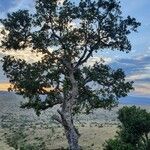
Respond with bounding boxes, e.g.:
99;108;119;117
0;0;140;149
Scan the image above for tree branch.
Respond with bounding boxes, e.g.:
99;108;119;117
52;114;62;124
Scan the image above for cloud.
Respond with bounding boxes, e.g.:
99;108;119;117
0;83;11;91
110;54;150;98
0;0;149;99
126;73;150;81
133;83;150;97
0;49;43;62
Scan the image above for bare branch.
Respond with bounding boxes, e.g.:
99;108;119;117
52;114;62;124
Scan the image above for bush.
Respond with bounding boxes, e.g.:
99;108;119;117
103;106;150;150
103;139;135;150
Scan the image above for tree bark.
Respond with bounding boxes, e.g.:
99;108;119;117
59;111;80;150
57;66;80;149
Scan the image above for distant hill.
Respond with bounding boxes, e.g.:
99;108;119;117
0;92;149;126
0;91;55;126
0;92;118;125
0;91;22;114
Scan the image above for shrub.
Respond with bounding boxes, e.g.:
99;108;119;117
103;106;150;150
103;139;135;150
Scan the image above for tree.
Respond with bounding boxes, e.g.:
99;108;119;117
118;106;150;149
103;106;150;150
0;0;140;149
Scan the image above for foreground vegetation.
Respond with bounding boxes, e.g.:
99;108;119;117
1;112;117;150
0;98;150;150
0;92;119;150
104;106;150;150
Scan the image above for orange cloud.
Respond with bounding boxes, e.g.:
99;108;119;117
0;82;11;91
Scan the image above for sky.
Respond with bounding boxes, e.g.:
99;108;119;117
0;0;150;103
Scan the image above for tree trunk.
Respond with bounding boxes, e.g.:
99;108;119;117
58;66;80;149
60;111;80;150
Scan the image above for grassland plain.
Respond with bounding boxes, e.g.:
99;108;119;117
0;92;149;150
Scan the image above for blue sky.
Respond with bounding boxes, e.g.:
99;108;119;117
0;0;150;103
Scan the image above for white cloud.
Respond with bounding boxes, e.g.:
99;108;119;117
0;49;43;62
126;73;150;81
85;56;112;67
126;63;150;81
132;83;150;97
144;65;150;70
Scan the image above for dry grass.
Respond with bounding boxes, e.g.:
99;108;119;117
0;92;149;150
0;123;118;150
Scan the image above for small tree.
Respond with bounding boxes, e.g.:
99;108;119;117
118;106;150;148
0;0;140;149
104;106;150;150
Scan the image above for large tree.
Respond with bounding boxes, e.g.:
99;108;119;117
0;0;140;149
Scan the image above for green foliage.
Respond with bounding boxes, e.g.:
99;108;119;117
103;106;150;150
0;0;140;115
74;64;134;114
118;106;150;145
103;139;135;150
0;10;32;49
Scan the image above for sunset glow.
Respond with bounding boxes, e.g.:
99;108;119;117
0;83;11;91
